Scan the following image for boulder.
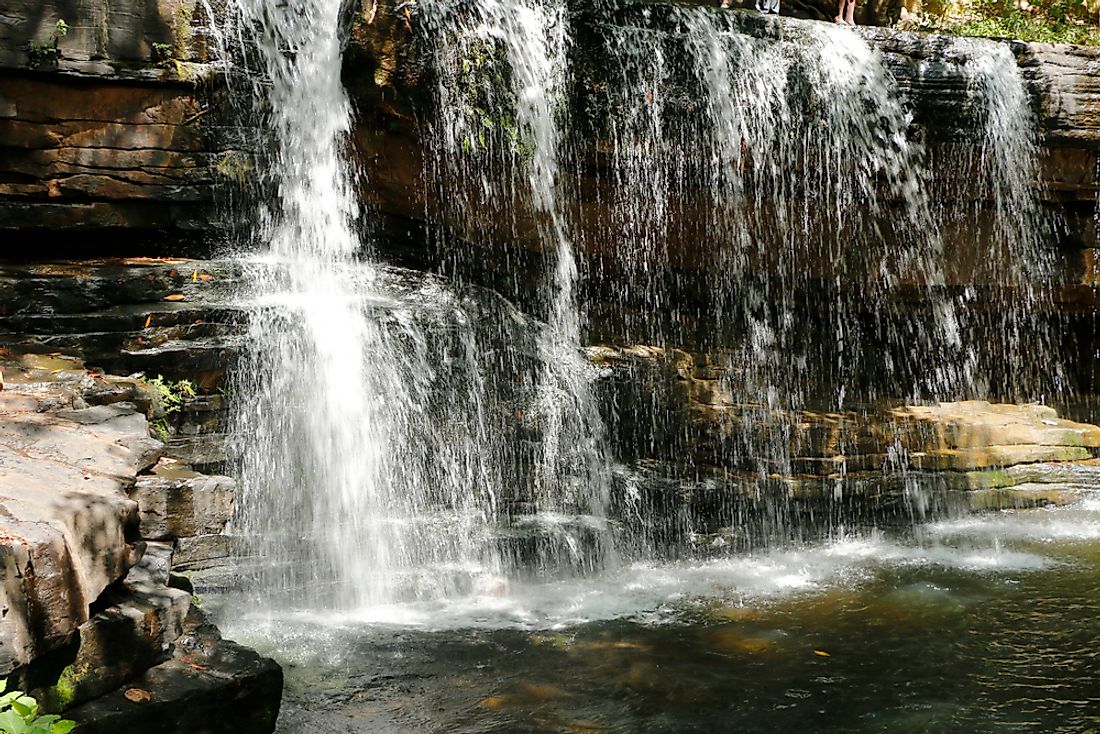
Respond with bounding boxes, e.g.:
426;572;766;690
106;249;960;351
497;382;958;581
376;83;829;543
129;474;234;540
67;607;283;734
26;542;191;712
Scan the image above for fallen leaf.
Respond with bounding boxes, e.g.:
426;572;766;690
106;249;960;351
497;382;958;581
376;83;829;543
813;650;831;657
198;273;214;282
124;688;152;703
192;270;198;282
164;294;186;302
144;315;152;328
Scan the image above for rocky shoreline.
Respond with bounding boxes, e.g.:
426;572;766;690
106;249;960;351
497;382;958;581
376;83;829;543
0;352;280;731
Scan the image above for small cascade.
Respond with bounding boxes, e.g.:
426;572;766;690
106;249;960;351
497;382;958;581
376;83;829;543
597;9;972;550
423;0;616;572
603;8;962;400
936;38;1064;402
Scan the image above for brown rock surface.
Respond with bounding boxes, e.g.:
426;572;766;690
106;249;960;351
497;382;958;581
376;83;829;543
130;472;234;540
0;74;223;232
0;353;159;675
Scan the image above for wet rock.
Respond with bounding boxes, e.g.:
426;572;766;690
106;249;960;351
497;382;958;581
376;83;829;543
0;260;243;380
67;607;282;734
967;484;1082;511
890;402;1100;470
26;542;190;712
129;474;234;541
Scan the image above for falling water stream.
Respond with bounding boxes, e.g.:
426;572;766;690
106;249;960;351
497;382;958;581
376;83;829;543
229;0;534;611
212;3;1100;730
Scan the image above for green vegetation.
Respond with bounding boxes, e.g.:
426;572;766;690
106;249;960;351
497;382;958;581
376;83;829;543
0;680;75;734
151;2;194;72
916;0;1100;46
151;41;176;66
146;374;197;441
25;19;69;67
449;37;535;160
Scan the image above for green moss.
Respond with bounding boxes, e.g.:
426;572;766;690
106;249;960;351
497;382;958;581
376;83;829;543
215;151;253;186
958;468;1015;490
42;666;78;711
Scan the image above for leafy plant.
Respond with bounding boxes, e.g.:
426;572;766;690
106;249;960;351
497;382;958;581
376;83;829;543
146;374;197;441
150;41;175;67
448;36;531;158
25;19;69;67
917;0;1100;46
0;679;75;734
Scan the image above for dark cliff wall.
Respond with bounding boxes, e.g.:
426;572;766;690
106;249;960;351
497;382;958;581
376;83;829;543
0;0;240;245
347;1;1100;282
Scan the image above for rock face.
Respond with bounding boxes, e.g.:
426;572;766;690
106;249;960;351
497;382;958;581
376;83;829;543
0;354;156;675
590;343;1100;546
0;0;240;237
347;2;1099;285
0;259;243;381
0;0;199;69
0;352;279;731
0;74;222;232
68;606;283;734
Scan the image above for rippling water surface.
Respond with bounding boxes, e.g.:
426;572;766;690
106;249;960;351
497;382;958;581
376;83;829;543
211;494;1100;733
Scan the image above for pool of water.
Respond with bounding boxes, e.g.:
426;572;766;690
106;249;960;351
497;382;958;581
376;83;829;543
213;495;1100;733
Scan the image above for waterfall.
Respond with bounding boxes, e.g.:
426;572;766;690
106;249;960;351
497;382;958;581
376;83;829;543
423;0;616;571
219;0;1068;615
604;9;964;402
599;9;963;545
943;38;1064;402
228;0;533;611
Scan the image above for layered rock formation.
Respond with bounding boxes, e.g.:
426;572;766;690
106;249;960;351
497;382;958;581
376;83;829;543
347;2;1100;275
3;259;1099;558
0;351;280;730
0;0;240;237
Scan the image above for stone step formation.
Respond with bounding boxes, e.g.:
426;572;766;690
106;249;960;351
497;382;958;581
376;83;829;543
0;352;281;731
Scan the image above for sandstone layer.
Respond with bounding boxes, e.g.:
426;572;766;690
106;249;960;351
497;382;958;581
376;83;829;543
0;351;280;729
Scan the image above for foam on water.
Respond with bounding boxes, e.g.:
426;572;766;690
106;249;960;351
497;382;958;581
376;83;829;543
218;505;1080;639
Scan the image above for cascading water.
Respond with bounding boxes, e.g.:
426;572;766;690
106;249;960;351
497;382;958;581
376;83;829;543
221;0;1069;620
937;38;1065;402
201;7;1100;730
594;9;977;549
228;0;542;610
423;0;616;571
